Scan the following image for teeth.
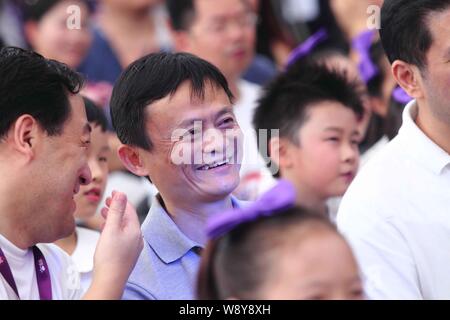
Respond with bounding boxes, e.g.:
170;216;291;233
198;159;230;171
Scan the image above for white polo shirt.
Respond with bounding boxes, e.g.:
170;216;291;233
337;100;450;299
0;234;82;300
71;227;100;295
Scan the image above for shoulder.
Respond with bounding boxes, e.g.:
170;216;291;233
338;139;409;225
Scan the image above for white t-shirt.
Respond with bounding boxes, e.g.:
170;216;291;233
71;227;100;295
0;234;82;300
233;80;276;199
337;100;450;299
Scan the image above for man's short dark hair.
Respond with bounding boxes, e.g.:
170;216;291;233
0;47;84;140
253;62;364;176
110;52;234;151
83;96;108;132
380;0;450;70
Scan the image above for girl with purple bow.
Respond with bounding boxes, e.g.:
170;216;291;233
197;180;364;300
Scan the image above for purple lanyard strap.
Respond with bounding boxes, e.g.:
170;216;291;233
0;246;52;300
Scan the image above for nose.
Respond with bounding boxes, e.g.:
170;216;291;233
79;162;92;186
203;128;226;155
342;142;359;164
89;159;103;184
227;21;246;41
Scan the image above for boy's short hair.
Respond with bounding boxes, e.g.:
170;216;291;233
83;96;108;132
253;62;364;175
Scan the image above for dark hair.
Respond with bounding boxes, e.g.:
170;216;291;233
367;41;388;98
166;0;195;31
380;0;450;70
197;206;337;300
253;61;364;176
21;0;94;22
384;94;406;141
83;96;108;132
110;52;233;151
0;46;84;140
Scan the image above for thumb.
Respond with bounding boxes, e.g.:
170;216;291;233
104;191;127;229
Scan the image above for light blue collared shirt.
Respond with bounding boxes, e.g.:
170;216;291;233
122;195;243;300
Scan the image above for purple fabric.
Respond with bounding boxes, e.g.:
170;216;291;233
352;30;378;83
0;246;52;299
207;180;297;239
392;86;413;104
286;28;328;67
32;246;52;300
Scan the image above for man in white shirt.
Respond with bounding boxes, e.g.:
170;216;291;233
337;0;450;299
166;0;274;199
0;47;143;299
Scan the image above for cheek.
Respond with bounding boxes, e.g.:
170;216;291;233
300;143;341;182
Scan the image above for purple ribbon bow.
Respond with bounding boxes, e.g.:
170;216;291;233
352;30;378;83
392;86;413;104
207;180;297;239
286;28;328;67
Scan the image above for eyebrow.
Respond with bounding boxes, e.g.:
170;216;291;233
323;127;360;136
176;107;233;128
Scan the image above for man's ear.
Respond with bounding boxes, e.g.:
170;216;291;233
392;60;424;99
117;145;148;177
10;115;40;160
269;136;294;171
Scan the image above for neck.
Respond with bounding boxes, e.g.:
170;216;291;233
0;217;32;250
98;3;154;33
0;171;34;250
54;231;77;256
416;100;450;154
284;175;328;216
159;194;234;245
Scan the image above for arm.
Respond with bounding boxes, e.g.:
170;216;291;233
338;204;422;299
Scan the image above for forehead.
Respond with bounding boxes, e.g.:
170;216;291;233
304;101;358;125
194;0;250;19
145;81;232;128
63;94;89;133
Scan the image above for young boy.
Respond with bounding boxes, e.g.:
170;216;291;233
253;62;364;217
54;97;110;294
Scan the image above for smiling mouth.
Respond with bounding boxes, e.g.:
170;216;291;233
196;158;232;171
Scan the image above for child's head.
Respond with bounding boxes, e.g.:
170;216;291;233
74;97;110;220
198;181;363;300
23;0;93;69
253;63;364;200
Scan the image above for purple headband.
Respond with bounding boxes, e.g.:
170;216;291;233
392;86;413;104
207;180;297;239
352;30;378;83
286;28;328;67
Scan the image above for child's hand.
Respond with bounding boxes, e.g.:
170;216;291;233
87;191;143;299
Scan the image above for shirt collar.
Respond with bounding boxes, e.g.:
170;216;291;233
398;100;450;175
142;194;243;264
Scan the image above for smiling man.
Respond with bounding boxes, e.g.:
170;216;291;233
0;47;143;300
110;52;244;300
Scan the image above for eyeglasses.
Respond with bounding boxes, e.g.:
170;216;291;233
202;12;258;35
